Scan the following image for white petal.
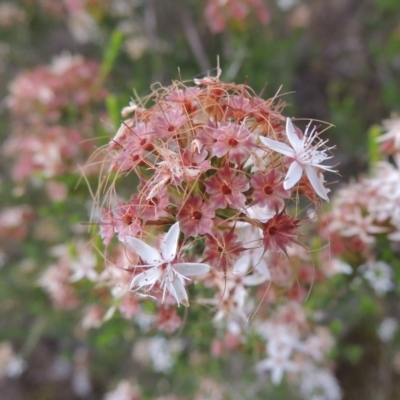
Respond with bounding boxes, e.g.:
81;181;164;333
126;236;163;265
304;165;329;201
285;118;302;153
233;256;251;275
271;365;285;384
243;273;269;286
259;136;295;158
161;222;180;262
169;277;189;307
130;266;162;290
283;161;303;190
174;262;211;277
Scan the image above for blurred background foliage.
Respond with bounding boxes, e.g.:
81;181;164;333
1;0;400;399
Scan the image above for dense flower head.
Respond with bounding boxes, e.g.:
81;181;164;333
95;73;334;308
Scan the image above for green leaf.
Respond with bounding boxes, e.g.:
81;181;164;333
344;344;364;365
367;125;382;166
105;94;121;130
100;30;124;80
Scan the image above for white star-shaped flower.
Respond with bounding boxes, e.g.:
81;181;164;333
260;118;334;201
126;222;211;306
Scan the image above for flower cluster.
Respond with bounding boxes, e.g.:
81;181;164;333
255;302;340;399
96;73;334;312
0;205;33;241
3;53;106;196
321;114;400;294
204;0;270;33
7;53;104;123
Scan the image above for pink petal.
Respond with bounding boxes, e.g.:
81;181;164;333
126;237;162;265
283;161;303;190
161;222;180;262
174;262;211;276
259;136;295;158
304;165;329;201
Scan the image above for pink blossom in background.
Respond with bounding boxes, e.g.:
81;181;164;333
0;206;33;240
204;0;270;33
7;53;105;123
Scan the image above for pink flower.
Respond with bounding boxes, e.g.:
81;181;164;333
166;87;200;114
224;95;253;121
132;186;170;222
251;170;290;210
113;199;142;242
262;210;301;253
204;163;250;210
99;209;114;245
177;194;215;238
153;109;187;138
203;228;244;272
211;122;255;164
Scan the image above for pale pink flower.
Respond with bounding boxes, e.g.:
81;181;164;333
251;170;290;210
153;109;187;138
211;121;256;164
339;208;388;245
146;148;203;198
260;118;334;201
177;194;215;238
0;205;33;239
204;163;250;210
256;349;297;384
127;222;211;306
69;243;98;282
99;209;114;246
198;268;249;324
103;380;141;400
376;113;400;155
81;305;104;330
113;199;142;243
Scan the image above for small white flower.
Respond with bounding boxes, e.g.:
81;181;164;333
376;113;400;149
378;317;398;342
361;261;394;295
260;118;334;201
127;222;211;306
256;350;297;384
300;365;342;400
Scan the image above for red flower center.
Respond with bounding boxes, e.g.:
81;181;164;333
149;197;159;206
222;183;232;195
228;138;238;147
192;210;202;221
263;185;273;196
124;213;133;225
